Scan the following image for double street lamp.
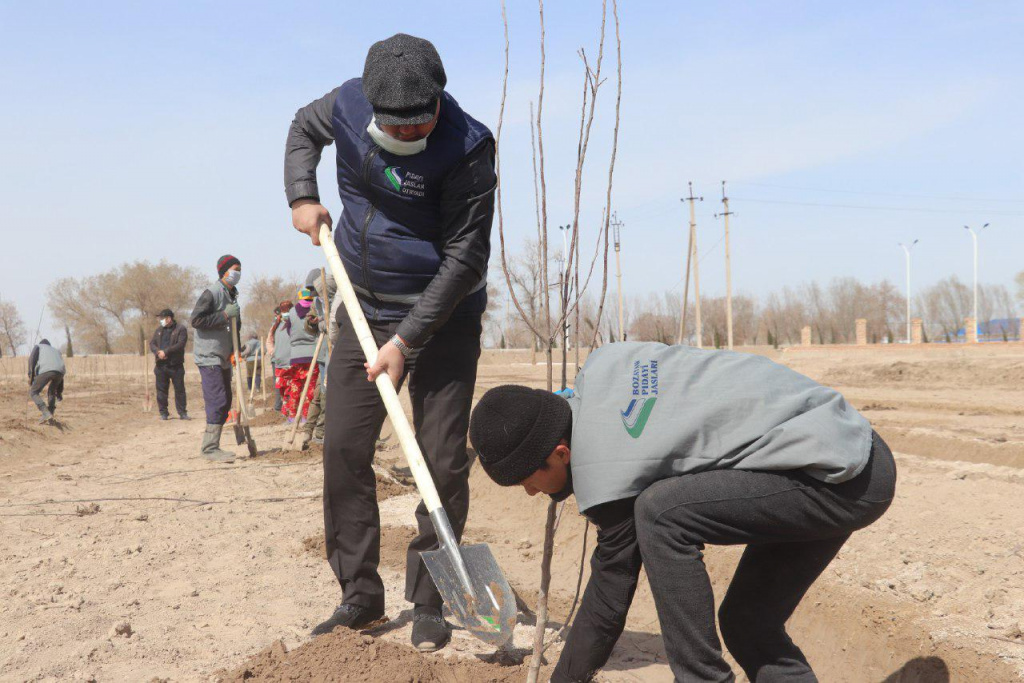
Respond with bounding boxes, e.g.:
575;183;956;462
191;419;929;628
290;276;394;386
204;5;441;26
964;223;989;341
898;240;919;343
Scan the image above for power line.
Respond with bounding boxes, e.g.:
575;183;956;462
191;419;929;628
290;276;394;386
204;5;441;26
731;196;1024;216
729;181;1024;204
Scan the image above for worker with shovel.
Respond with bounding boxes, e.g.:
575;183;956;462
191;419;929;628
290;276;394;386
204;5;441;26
285;33;495;651
280;286;320;421
300;268;334;447
469;342;897;682
190;255;243;463
242;332;262;393
28;338;65;424
266;301;293;414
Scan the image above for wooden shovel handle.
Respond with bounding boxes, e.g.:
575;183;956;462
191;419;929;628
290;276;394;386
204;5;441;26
318;223;444;513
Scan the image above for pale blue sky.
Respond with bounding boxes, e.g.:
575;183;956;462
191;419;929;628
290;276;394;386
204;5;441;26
1;1;1021;349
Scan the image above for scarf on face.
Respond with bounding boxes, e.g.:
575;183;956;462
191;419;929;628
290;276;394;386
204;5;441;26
366;119;428;156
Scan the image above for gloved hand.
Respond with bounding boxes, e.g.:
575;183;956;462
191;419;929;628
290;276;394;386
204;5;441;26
224;302;240;319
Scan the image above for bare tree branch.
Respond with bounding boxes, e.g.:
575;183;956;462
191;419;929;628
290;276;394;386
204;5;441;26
495;0;545;342
589;0;621;351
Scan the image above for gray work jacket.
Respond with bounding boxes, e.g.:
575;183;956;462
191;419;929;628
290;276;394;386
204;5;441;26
566;342;872;514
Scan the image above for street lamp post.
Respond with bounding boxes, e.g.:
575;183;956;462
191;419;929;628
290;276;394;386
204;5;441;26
964;223;989;341
898;240;919;343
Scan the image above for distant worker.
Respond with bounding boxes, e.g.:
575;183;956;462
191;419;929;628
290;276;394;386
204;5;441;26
469;342;897;682
280;287;320;421
266;301;293;414
149;308;190;421
242;332;262;392
190;255;243;463
301;268;334;447
28;338;65;424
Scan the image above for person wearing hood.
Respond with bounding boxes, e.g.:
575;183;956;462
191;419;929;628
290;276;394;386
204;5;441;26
301;268;334;446
241;332;262;392
284;34;495;651
190;255;242;463
266;301;293;413
469;342;897;682
279;286;321;421
28;338;65;423
149;308;190;420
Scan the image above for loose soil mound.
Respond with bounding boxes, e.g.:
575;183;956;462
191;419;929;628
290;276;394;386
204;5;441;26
302;525;418;565
248;411;290;428
216;630;527;682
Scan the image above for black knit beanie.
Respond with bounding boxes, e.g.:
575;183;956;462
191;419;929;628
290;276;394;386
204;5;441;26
470;385;572;487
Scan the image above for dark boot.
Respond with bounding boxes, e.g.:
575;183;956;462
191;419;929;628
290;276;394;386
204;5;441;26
311;603;386;636
201;424;235;463
411;605;450;652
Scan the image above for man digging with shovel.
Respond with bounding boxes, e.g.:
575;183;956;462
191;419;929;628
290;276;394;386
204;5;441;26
469;342;898;682
285;33;495;651
190;255;243;463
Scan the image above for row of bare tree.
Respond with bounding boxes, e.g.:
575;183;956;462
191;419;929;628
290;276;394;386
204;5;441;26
0;261;1016;358
489;262;1020;348
25;261;305;356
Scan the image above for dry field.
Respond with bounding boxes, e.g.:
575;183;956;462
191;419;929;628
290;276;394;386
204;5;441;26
2;344;1023;681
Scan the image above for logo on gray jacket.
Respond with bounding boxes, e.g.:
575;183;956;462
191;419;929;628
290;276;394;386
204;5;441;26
620;359;659;438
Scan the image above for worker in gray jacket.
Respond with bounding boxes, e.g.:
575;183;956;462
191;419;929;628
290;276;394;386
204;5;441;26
281;286;320;421
301;268;333;446
28;339;66;423
266;302;293;413
190;255;242;463
469;342;897;682
242;333;262;392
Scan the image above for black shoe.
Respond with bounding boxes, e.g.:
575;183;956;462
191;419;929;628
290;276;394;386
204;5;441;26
411;606;450;652
160;414;170;421
179;412;191;420
311;603;385;636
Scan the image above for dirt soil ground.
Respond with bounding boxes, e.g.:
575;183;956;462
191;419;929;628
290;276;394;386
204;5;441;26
2;344;1023;681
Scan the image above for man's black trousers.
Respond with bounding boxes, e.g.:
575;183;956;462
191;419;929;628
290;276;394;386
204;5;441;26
154;363;187;417
322;315;480;611
634;431;897;682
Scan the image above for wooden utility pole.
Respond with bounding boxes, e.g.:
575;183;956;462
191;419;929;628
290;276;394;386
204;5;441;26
612;212;624;341
678;183;703;347
719;181;735;350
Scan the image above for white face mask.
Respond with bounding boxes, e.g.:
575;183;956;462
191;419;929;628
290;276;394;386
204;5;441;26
367;119;428;156
159;319;169;328
223;270;241;287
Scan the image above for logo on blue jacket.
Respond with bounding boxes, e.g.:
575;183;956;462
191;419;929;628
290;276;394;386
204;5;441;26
384;166;427;197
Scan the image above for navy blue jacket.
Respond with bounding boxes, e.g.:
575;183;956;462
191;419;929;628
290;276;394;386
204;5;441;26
285;80;495;346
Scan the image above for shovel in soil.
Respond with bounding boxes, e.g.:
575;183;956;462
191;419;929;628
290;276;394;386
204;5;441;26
317;223;516;648
230;318;258;457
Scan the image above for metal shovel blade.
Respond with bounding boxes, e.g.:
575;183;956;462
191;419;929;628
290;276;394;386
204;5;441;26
421;542;516;648
233;422;245;445
242;427;258;457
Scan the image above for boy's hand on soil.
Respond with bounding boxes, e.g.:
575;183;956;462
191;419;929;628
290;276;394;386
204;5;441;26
292;199;332;246
364;341;404;388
